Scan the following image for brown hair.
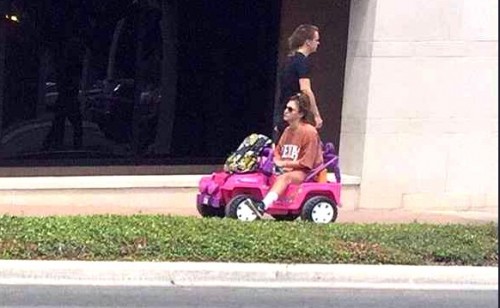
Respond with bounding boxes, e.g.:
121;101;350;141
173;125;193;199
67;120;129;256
288;24;319;53
288;91;314;125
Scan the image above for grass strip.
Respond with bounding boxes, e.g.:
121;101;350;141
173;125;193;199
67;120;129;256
0;215;497;266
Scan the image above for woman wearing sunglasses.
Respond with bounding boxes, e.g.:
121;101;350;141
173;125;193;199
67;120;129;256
245;91;323;217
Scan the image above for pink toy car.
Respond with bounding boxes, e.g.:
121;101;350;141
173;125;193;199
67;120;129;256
196;142;342;223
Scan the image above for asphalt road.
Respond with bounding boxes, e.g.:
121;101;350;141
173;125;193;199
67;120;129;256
0;285;497;308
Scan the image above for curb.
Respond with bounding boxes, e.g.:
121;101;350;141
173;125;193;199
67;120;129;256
0;260;497;290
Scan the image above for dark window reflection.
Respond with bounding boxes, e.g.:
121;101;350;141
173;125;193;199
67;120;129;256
0;0;280;166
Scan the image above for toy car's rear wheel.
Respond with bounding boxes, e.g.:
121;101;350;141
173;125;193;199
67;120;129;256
300;196;338;224
271;214;299;221
197;203;225;218
225;194;261;222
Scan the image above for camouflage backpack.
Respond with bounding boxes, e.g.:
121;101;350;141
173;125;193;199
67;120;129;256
223;133;273;174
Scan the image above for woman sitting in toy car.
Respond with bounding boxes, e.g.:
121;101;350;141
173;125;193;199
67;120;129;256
245;91;323;217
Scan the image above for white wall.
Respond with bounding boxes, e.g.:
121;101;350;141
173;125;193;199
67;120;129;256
340;0;498;210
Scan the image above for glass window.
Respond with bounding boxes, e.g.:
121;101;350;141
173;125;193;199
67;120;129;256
0;1;280;166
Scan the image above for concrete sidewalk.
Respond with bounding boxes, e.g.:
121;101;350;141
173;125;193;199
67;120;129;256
0;260;497;290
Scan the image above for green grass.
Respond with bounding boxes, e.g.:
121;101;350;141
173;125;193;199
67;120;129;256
0;215;497;266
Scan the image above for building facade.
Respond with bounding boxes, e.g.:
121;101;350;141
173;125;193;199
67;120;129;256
0;0;497;213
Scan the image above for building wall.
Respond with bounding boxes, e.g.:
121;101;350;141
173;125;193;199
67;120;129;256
340;0;498;210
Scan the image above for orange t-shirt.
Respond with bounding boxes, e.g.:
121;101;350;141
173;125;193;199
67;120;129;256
275;122;323;172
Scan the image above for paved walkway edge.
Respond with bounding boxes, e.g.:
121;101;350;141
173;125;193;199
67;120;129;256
0;260;497;289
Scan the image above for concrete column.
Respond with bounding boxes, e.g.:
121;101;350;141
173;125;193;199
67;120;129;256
340;0;498;210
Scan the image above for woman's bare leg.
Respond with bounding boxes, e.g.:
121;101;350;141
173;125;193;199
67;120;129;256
245;170;307;216
269;170;307;196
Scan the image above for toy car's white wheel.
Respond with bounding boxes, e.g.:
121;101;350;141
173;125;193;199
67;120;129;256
225;195;261;222
300;196;338;224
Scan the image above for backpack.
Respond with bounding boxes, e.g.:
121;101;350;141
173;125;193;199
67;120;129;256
224;133;273;174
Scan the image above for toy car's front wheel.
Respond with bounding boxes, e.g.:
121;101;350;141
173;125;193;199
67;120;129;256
300;196;338;224
225;195;261;222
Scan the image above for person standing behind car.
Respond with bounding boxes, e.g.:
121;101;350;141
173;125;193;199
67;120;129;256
273;24;323;142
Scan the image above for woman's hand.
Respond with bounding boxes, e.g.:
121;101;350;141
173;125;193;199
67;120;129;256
314;115;323;129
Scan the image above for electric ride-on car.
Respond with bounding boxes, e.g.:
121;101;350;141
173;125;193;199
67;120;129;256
196;142;342;223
